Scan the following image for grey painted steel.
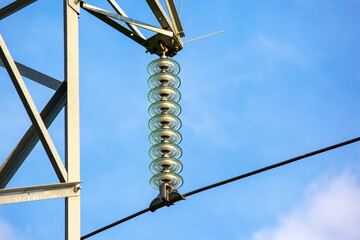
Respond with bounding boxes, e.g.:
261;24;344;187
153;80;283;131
0;182;81;205
146;0;175;33
0;34;68;183
81;2;173;37
165;0;184;37
82;6;146;46
0;81;67;189
0;58;62;90
107;0;146;40
68;0;80;14
0;0;37;20
64;0;81;239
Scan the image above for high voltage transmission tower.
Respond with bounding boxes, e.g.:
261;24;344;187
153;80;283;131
0;1;81;239
0;1;359;240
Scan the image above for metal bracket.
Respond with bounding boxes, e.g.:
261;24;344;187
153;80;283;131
81;2;172;37
0;182;81;205
68;0;80;15
149;182;186;212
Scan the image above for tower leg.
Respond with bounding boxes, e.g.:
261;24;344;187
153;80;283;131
64;1;80;240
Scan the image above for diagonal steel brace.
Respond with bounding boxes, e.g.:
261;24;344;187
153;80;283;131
0;34;67;185
0;81;67;188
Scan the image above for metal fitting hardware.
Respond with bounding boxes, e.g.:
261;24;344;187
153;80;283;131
73;185;82;193
149;182;186;212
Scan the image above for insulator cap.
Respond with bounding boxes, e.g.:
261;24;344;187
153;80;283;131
147;58;180;75
148;100;181;117
148;114;182;131
148;86;181;103
150;172;183;189
149;157;183;174
149;129;182;145
149;143;182;160
148;72;181;89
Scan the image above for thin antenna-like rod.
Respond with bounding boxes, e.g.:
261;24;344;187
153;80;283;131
80;136;360;239
183;30;226;43
179;0;182;15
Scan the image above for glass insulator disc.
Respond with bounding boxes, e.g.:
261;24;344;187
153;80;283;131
148;72;181;89
148;101;181;117
148;86;181;103
150;172;183;189
149;143;182;159
148;114;182;131
147;58;180;75
149;157;183;174
149;129;182;145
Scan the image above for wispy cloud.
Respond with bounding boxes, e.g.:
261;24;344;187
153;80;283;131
253;34;308;67
0;218;24;240
251;171;360;240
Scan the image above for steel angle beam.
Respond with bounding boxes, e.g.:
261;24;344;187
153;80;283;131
81;2;173;37
0;0;37;20
64;2;81;239
0;59;62;90
0;34;67;183
81;7;146;46
146;0;175;33
107;0;145;40
165;0;184;37
0;81;67;189
0;182;81;205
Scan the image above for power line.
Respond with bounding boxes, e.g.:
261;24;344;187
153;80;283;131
184;136;360;197
81;208;150;239
81;136;360;239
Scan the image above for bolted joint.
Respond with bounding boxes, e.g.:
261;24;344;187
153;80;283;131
149;182;186;212
73;185;82;193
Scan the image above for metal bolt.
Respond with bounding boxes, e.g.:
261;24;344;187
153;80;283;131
73;186;82;193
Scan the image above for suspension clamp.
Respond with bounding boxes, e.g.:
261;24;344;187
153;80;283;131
149;182;186;212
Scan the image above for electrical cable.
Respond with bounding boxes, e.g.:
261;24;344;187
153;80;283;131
81;136;360;239
184;136;360;197
81;208;150;239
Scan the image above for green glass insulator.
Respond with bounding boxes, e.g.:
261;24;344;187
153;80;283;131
148;114;182;131
148;72;181;89
150;172;183;189
148;86;181;103
149;157;183;174
147;58;181;75
149;143;182;160
148;100;181;117
149;128;182;145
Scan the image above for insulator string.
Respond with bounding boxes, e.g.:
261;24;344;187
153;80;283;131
147;56;184;190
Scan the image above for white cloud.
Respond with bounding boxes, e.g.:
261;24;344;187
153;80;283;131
252;172;360;240
253;34;307;67
0;218;24;240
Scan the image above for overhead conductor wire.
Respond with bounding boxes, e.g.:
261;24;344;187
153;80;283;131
81;136;360;239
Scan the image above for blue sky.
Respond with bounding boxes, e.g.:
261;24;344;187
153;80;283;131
0;0;360;239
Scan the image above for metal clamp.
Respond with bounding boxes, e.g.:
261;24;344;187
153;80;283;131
149;182;186;212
